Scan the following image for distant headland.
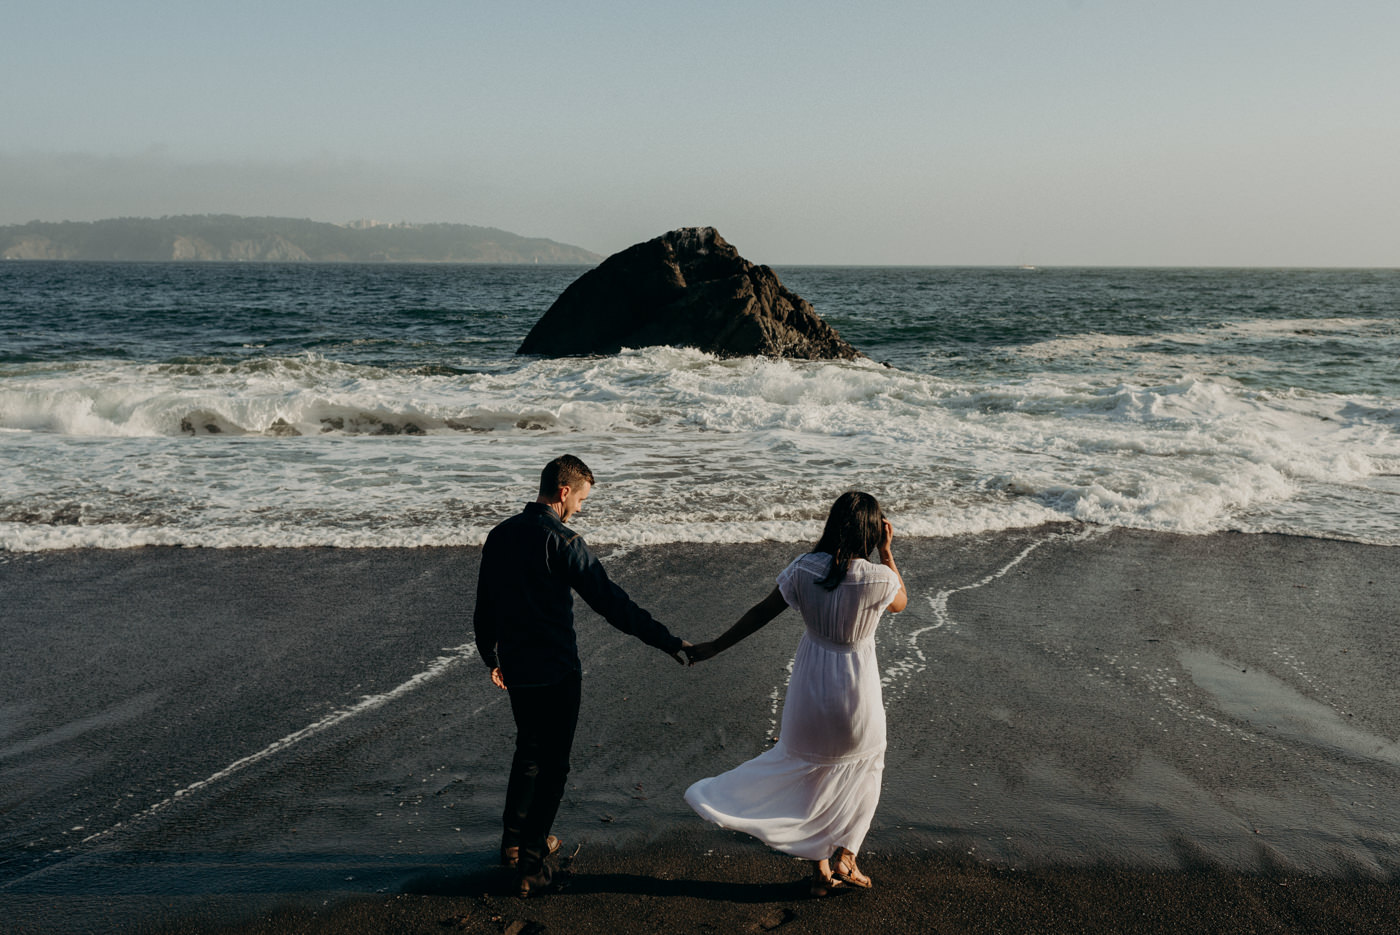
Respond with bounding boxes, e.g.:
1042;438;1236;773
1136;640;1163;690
0;215;602;264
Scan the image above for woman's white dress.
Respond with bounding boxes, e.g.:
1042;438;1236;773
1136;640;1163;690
684;553;902;860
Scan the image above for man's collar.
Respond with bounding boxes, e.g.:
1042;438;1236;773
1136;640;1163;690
526;501;564;523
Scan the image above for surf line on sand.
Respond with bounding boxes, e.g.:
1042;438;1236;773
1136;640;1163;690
74;642;480;850
907;523;1106;663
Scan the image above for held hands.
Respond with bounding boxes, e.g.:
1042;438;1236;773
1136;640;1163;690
683;642;719;666
666;640;694;666
685;586;785;666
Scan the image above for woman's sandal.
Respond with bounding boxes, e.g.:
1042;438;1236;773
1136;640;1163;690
831;848;873;889
809;859;846;897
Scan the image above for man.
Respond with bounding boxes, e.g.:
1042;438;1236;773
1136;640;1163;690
473;454;689;896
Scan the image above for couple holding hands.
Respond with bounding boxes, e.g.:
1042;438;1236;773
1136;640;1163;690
473;455;907;897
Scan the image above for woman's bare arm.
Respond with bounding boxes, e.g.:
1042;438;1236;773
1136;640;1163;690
879;518;908;613
685;586;788;664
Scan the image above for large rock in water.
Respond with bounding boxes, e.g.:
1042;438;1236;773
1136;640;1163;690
516;227;861;359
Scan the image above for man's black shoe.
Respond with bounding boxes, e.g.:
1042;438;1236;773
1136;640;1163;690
517;863;554;898
501;834;561;868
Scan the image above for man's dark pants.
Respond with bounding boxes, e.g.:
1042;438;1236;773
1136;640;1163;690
502;675;582;874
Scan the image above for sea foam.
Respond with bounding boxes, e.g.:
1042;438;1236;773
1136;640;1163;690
3;344;1396;550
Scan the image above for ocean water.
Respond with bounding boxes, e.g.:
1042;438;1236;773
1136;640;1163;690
1;261;1397;550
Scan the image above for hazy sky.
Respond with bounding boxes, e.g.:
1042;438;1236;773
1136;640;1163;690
4;0;1397;265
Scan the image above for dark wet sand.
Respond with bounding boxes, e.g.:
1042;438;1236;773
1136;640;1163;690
2;527;1397;933
156;835;1400;935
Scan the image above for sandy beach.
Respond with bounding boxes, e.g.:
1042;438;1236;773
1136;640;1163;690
3;526;1397;933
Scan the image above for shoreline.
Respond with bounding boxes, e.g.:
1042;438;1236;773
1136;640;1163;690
3;527;1397;933
4;518;1399;555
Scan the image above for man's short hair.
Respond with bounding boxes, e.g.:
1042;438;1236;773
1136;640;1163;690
539;454;594;498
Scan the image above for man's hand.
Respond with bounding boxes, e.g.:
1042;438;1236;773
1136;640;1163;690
684;642;718;666
490;667;507;690
667;640;693;666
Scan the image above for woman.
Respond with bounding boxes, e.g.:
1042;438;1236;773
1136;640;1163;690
684;491;908;896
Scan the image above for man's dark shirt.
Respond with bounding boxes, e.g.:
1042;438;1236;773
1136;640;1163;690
474;501;681;687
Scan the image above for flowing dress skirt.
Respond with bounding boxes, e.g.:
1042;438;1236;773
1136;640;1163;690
684;630;885;860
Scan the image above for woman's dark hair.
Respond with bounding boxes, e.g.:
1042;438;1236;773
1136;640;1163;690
811;491;885;590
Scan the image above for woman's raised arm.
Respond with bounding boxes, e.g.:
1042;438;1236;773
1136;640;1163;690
880;518;908;613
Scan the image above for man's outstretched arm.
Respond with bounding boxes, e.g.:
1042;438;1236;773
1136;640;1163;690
564;536;687;663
